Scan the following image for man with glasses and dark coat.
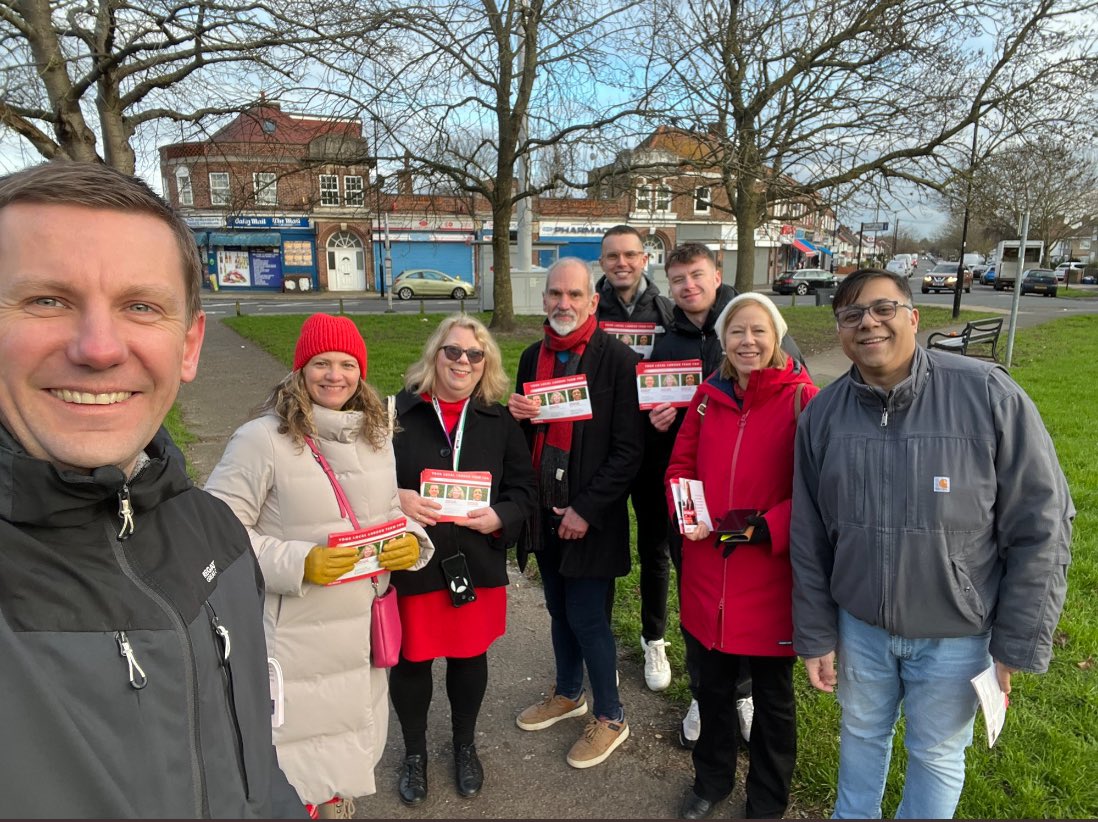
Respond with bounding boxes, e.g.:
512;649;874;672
791;268;1073;819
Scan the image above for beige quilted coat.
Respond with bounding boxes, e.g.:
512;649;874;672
206;406;431;804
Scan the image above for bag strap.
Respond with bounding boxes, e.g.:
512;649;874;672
386;395;396;438
303;436;361;531
793;382;805;421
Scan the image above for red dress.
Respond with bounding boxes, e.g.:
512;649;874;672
399;395;508;662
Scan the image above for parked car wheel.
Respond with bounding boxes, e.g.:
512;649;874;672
795;283;808;295
451;287;467;300
397;286;413;300
921;286;929;294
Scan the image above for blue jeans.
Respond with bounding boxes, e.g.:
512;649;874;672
536;538;622;721
833;609;990;819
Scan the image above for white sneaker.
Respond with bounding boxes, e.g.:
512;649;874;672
679;699;700;749
640;637;671;691
736;696;754;742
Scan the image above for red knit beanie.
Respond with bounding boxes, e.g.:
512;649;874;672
293;313;368;375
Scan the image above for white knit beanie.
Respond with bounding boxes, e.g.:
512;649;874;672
715;292;788;348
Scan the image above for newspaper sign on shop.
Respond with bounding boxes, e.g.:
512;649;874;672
636;359;703;409
600;321;661;359
522;375;593;423
325;517;407;585
420;469;493;522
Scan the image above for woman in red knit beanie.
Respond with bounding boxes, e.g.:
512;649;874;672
207;313;433;818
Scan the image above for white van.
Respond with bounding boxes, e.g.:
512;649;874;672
888;254;915;275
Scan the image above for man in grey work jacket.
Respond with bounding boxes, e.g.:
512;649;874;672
790;268;1073;819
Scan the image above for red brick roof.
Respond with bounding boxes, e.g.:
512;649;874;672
210;105;362;144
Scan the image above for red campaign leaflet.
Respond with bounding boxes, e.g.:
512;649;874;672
325;516;407;585
600;321;658;360
669;478;713;535
522;375;593;424
636;359;703;409
420;469;493;522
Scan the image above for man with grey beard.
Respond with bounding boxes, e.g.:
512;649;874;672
508;258;644;769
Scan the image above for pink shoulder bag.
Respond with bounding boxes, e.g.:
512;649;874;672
304;436;402;668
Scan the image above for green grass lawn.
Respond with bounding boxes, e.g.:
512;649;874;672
219;307;1095;819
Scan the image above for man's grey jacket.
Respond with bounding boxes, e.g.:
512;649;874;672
790;346;1073;672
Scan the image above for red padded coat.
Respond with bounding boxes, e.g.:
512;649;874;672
666;359;817;656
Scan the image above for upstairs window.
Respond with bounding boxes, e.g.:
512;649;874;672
319;175;339;206
344;175;364;206
694;186;711;215
209;172;230;206
175;166;193;206
253;172;277;206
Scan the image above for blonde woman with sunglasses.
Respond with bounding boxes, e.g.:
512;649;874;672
389;314;538;806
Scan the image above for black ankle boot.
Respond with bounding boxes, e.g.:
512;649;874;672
398;754;428;806
454;743;483;798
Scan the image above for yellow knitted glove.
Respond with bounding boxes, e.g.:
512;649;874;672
303;545;360;586
378;533;420;571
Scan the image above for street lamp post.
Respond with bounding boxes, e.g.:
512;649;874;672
371;115;386;300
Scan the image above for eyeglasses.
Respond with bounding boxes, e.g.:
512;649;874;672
440;344;485;364
835;299;913;328
601;251;646;263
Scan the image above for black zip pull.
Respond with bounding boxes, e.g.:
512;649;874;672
115;630;148;689
117;485;134;539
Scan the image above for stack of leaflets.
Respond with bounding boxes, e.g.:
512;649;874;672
420;469;493;521
522;375;593;423
636;359;703;409
325;517;407;585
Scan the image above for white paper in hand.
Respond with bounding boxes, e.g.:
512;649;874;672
970;663;1008;746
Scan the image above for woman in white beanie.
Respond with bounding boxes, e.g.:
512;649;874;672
665;292;817;820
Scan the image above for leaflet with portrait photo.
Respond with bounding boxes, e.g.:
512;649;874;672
600;321;660;359
420;469;493;522
636;359;703;409
670;478;713;535
522;375;593;423
325;516;407;585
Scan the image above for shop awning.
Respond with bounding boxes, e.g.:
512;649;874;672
192;231;209;247
792;238;819;256
209;231;281;248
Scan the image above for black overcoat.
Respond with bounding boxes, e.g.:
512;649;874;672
514;328;644;579
389;390;537;597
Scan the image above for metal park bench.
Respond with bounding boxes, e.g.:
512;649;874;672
926;317;1004;361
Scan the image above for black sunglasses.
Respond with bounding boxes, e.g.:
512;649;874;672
440;344;485;364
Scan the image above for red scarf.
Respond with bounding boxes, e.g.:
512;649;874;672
531;314;596;469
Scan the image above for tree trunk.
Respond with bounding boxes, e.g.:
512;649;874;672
489;200;515;331
733;181;761;293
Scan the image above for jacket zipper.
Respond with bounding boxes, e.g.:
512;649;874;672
111;486;208;817
717;407;750;651
205;601;250;797
877;394;892;629
725;410;750;509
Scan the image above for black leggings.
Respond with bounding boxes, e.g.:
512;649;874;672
389;653;488;756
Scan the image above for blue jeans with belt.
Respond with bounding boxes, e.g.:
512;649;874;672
536;535;622;722
833;609;991;819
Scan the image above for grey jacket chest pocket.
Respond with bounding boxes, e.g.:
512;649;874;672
904;436;996;533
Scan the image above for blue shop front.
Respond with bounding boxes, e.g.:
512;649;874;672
193;215;318;291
